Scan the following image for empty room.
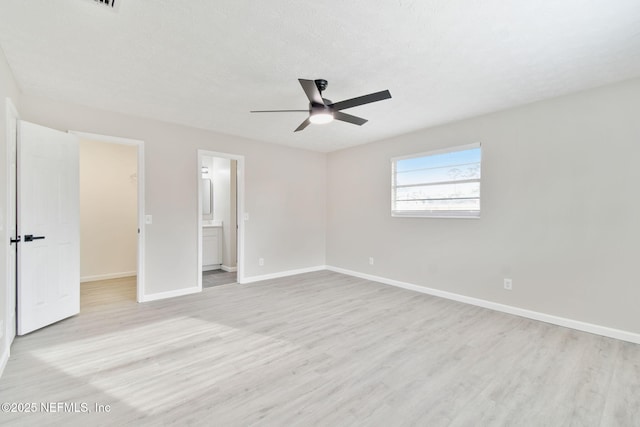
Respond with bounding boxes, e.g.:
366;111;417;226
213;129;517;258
0;1;639;426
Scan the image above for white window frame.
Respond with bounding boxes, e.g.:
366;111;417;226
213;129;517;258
391;142;482;219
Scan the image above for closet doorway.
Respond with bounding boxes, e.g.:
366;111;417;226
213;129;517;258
72;131;145;303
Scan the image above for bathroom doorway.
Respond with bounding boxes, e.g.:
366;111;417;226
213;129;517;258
197;150;244;288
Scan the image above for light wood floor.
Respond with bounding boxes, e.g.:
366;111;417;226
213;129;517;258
202;270;237;288
0;271;638;426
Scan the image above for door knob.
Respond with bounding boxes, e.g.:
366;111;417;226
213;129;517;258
24;234;45;242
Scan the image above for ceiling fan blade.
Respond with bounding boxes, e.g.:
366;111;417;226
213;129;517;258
294;118;311;132
250;110;308;113
328;90;391;111
334;111;368;126
298;79;325;105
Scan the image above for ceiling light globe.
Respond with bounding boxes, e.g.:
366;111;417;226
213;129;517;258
309;112;334;124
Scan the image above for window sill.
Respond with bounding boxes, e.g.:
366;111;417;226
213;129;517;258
391;212;480;219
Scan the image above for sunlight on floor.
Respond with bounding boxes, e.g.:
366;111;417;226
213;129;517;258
30;316;301;415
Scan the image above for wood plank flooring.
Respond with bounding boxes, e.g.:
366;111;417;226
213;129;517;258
203;270;237;288
0;270;638;426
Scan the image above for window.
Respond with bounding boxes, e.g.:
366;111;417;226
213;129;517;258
391;143;481;218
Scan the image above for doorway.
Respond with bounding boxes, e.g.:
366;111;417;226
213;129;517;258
71;131;145;302
197;150;244;289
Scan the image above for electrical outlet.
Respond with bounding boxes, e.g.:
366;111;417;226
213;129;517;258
258;258;264;266
504;278;513;290
369;257;374;265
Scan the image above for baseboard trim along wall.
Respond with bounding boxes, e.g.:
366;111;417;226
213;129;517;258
221;265;238;272
81;271;137;283
241;265;326;284
140;286;200;303
326;266;640;345
0;346;9;379
1;314;16;378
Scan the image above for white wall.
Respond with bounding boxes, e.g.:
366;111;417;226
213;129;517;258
79;138;137;281
19;94;327;296
0;47;20;372
327;78;640;335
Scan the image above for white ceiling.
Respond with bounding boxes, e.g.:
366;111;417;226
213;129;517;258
1;0;640;152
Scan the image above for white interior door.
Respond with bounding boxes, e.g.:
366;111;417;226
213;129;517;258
17;121;80;335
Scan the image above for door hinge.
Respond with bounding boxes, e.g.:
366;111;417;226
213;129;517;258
10;236;20;245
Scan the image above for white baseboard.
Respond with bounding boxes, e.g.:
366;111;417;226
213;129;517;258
326;266;640;345
81;271;137;283
1;312;16;379
8;312;15;346
221;265;237;272
241;265;326;284
0;344;9;379
139;286;200;302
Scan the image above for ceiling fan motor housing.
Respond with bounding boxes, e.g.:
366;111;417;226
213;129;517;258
310;100;332;114
314;79;328;93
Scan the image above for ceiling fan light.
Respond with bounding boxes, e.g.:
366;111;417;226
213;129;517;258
309;112;334;124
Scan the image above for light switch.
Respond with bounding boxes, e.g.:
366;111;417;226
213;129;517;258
243;213;249;221
145;215;153;225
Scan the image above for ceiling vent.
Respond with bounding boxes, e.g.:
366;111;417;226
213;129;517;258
90;0;120;12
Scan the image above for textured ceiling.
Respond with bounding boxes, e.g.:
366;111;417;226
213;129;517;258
1;0;640;152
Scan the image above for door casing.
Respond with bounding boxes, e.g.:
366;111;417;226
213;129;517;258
4;98;19;346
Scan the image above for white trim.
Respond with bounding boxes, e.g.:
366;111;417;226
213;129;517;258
197;150;246;292
80;271;137;283
202;265;221;272
70;131;143;147
138;286;200;302
69;131;146;303
8;312;15;351
4;98;19;356
241;265;326;284
0;345;9;379
326;266;640;345
221;265;237;272
390;142;481;162
136;143;145;302
391;211;481;219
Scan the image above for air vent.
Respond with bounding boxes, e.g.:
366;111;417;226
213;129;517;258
90;0;120;11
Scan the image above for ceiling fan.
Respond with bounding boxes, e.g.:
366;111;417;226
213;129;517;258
250;79;392;132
